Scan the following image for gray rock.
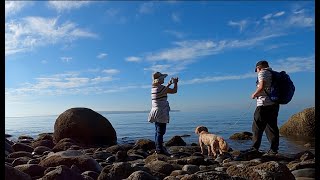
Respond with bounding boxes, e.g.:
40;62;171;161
126;170;157;180
291;168;315;178
53;107;117;145
5;164;32;180
182;164;200;174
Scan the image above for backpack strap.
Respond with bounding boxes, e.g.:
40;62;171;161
262;69;273;97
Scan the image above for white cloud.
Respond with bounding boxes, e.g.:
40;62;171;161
61;57;72;63
125;56;141;62
272;55;315;73
5;1;31;17
91;76;114;84
172;13;181;22
164;30;185;39
145;34;282;62
102;69;120;74
41;60;48;64
228;20;247;32
139;2;155;14
181;73;255;85
181;54;314;85
5;16;97;56
48;1;91;12
5;54;313;103
263;13;273;20
105;8;127;24
287;14;314;27
293;9;305;14
97;53;108;59
274;11;285;17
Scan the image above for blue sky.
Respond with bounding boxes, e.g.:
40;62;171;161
5;1;315;117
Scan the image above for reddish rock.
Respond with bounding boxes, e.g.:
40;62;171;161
12;157;32;166
133;139;156;151
226;161;295;180
145;160;174;176
280;107;315;137
31;139;55;149
8;151;33;158
52;138;80;152
14;164;46;178
42;165;85;180
53;108;117;146
12;143;34;153
39;150;102;173
5;164;32;180
165;136;187;146
33;146;53;155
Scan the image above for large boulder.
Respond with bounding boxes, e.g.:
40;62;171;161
280;107;315;137
53;107;117;146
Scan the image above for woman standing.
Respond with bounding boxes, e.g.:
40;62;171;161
148;72;178;156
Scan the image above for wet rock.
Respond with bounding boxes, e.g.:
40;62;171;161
226;160;295;180
165;136;187;146
234;150;263;161
294;151;315;161
127;170;157;180
31;139;55;149
5;139;14;154
229;132;253;140
133;139;155;151
145;153;171;164
33;146;53;155
12;157;32;166
39;150;102;173
145;160;175;176
52;138;80;152
81;171;100;180
92;151;113;160
170;170;189;176
18;135;34;140
5;164;32;180
12;143;34;153
8;151;33;158
115;150;127;161
287;159;315;171
98;162;134;180
182;164;200;174
14;164;46;178
291;168;315;178
42;165;85;180
105;144;125;154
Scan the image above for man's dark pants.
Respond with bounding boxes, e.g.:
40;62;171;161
252;104;280;151
155;122;167;151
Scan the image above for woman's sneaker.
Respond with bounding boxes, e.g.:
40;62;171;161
263;149;278;156
155;147;171;156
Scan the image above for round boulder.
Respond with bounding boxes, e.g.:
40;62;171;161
280;107;315;137
53;107;117;146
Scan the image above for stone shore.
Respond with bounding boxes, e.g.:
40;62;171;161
5;133;316;180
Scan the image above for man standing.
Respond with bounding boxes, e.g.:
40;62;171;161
249;60;280;155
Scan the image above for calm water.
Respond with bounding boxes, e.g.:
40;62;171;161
5;111;315;155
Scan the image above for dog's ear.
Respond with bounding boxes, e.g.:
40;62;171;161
195;126;200;134
195;126;208;134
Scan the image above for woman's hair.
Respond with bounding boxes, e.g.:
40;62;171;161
152;78;163;85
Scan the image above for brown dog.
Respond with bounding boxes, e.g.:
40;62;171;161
195;126;229;158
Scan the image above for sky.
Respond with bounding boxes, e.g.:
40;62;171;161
5;1;315;117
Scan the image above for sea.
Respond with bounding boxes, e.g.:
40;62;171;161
5;110;315;155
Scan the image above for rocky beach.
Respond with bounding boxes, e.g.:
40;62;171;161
5;107;316;180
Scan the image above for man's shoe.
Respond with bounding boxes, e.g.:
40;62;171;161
263;149;278;156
